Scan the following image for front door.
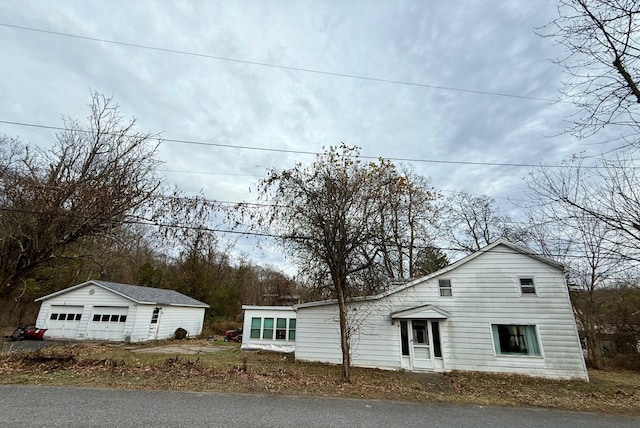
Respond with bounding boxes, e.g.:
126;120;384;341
410;320;433;370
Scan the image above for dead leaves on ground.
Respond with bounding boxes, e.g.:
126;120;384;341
0;343;639;415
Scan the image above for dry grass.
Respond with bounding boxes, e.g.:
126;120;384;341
0;340;638;415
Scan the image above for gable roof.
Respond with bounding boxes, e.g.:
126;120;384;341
296;239;563;309
391;304;450;319
35;280;210;308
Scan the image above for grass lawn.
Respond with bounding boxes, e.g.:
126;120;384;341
0;340;638;415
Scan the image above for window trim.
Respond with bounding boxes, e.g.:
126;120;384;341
491;324;542;357
438;279;452;297
518;276;537;295
248;316;296;341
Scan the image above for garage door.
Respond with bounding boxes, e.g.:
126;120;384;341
86;306;129;341
47;305;84;339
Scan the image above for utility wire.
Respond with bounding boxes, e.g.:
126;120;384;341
0;206;625;261
0;22;562;103
0;119;604;169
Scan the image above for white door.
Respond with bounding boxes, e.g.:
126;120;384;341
86;307;129;340
47;305;84;339
410;320;433;370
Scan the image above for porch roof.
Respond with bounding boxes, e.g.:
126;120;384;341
390;304;450;320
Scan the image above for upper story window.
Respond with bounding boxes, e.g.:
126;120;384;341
519;277;536;295
439;279;452;297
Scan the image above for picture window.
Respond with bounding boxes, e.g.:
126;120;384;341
492;324;540;356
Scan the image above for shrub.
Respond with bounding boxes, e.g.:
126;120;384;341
174;328;188;340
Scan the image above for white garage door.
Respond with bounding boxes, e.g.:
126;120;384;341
86;306;129;341
47;305;84;339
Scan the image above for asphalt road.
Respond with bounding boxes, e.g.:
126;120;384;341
0;385;637;428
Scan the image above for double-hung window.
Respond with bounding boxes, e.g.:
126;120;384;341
439;279;452;297
492;324;541;356
519;277;536;295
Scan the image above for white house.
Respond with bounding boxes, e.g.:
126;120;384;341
35;280;209;342
293;239;589;381
241;305;296;353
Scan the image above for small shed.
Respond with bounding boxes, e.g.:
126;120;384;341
241;305;296;353
35;280;209;342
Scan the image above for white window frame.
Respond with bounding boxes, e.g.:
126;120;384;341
438;279;452;297
491;324;542;357
518;276;537;295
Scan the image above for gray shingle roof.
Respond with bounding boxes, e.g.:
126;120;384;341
92;281;210;307
35;280;209;308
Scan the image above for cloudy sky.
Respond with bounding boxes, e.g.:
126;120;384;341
0;1;620;268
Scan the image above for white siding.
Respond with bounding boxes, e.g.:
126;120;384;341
241;306;296;353
295;244;588;380
36;285;132;340
35;284;206;342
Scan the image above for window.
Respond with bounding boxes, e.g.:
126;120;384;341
288;319;296;341
101;314;110;322
519;277;536;294
93;314;100;322
275;318;287;340
110;315;119;322
119;315;127;323
263;318;274;339
400;321;409;356
75;314;82;321
439;279;452;297
250;317;261;338
248;317;296;341
412;320;429;344
50;313;58;320
59;313;67;321
492;324;540;356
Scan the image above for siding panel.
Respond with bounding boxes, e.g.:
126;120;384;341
295;243;588;380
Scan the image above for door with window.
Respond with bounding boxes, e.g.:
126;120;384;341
401;319;443;371
410;320;432;369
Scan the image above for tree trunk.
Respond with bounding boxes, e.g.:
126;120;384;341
586;328;604;369
335;277;351;383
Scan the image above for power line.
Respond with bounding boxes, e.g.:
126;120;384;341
1;206;625;261
0;22;562;103
0;118;603;169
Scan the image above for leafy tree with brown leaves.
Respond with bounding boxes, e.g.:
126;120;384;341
250;144;438;382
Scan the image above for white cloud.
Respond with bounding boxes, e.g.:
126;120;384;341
0;0;621;271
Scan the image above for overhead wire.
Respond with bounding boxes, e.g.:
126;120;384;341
0;22;564;103
1;206;630;262
0;119;608;170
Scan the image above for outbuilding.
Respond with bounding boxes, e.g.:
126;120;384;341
35;280;209;342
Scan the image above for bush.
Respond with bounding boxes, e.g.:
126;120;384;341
174;328;188;340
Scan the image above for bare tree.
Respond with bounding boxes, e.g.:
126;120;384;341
376;165;441;279
564;215;623;369
248;145;439;381
441;191;527;253
528;153;640;262
0;92;161;299
526;162;637;368
543;0;640;138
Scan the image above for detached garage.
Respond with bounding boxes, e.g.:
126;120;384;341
35;280;209;342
